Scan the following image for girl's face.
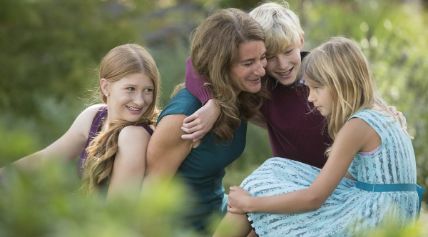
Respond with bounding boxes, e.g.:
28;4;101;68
304;75;332;117
266;41;303;86
230;40;267;94
101;73;154;123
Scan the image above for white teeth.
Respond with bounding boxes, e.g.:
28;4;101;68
277;68;292;75
127;106;141;111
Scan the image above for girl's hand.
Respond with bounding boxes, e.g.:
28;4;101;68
227;186;253;214
181;99;220;141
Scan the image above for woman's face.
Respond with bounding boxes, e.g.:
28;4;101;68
101;72;154;123
230;40;267;94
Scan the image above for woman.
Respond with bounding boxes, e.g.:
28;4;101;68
144;8;267;233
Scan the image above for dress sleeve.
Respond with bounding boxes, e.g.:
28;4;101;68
185;57;213;104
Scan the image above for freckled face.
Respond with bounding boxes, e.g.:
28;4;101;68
230;40;267;94
304;74;332;117
101;73;154;123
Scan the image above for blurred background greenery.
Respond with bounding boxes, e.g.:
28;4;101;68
1;0;427;236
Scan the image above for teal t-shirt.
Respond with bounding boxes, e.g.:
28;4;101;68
158;88;247;231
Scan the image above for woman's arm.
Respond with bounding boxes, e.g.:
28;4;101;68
145;114;194;182
228;118;378;214
3;104;101;172
107;125;151;199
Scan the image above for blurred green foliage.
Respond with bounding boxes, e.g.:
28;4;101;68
354;212;428;237
0;160;197;237
1;0;428;235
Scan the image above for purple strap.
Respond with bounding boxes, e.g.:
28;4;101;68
78;106;107;175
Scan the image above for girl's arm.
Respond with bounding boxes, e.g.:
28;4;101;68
3;104;101;172
228;118;379;214
145;114;194;182
106;125;151;199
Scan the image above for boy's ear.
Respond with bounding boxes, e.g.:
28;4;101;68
100;78;110;97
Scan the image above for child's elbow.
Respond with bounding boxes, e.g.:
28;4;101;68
305;190;326;210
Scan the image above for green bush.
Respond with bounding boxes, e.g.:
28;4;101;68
0;161;198;237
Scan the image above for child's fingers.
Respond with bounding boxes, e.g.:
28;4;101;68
182;118;201;129
183;113;199;124
181;123;202;133
181;130;205;141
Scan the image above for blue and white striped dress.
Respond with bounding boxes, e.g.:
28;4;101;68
241;109;419;237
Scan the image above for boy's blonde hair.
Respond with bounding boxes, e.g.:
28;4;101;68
250;1;304;57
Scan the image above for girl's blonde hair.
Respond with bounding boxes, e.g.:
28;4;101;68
81;44;160;193
250;1;304;58
301;37;375;140
190;8;268;140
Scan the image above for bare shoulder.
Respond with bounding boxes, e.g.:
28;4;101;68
157;114;186;129
118;125;151;146
69;104;106;138
150;114;190;148
344;117;372;131
344;117;377;136
74;104;105;125
154;114;186;140
79;104;105;119
338;117;379;152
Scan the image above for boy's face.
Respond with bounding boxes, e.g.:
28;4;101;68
266;41;303;86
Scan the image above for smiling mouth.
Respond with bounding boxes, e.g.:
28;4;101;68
276;67;293;77
126;105;142;112
248;78;261;83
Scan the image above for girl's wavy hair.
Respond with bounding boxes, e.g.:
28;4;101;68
81;44;160;194
190;8;269;140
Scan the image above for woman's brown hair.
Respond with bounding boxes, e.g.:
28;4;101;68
190;8;268;140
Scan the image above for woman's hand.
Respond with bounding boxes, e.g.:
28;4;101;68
181;99;220;141
227;186;253;214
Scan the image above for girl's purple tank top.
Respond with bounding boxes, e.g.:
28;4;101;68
78;106;153;176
